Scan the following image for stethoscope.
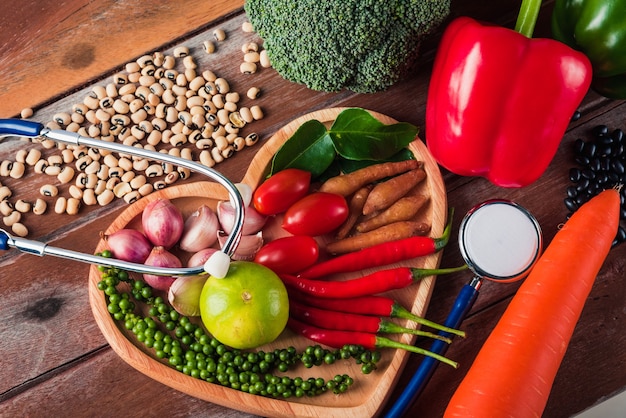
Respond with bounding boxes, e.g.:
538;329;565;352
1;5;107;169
0;118;245;278
385;199;543;417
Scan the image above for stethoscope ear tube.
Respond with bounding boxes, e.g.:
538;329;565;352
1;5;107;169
0;118;245;277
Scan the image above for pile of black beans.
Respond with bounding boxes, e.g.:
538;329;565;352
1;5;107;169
565;124;626;246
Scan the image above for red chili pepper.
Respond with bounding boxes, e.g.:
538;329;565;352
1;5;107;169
289;299;452;343
287;318;458;368
280;264;467;298
287;290;465;337
298;209;454;279
426;1;592;187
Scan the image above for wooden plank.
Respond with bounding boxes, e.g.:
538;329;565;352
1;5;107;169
0;0;245;117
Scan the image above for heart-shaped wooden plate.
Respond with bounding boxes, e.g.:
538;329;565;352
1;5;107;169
88;108;447;417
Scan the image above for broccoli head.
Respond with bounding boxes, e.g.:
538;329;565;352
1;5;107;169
244;0;450;93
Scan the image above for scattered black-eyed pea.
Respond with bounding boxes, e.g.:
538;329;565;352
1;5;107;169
164;171;179;185
0;200;13;216
221;146;235;159
138;183;153;196
244;52;260;63
229;112;246;128
250;105;264;120
240;62;257;74
211;147;224;164
245;133;259;147
246;87;260;100
239;107;254;124
40;184;58;197
96;164;110;180
118;157;133;172
133;158;149;172
66;198;80;215
94;179;107;195
97;189;115;206
173;46;189;58
199;150;216;167
153;180;167;190
33;198;47;215
130;175;146;190
11;222;28;238
124;190;141;204
213;28;226;42
121;170;135;184
113;181;132;198
15;150;27;164
0;186;12;202
3;210;21;227
9;161;25;179
241;21;254;33
233;136;246;151
20;108;34;119
69;185;84;199
177;167;191;180
14;199;31;213
82;189;97;206
44;165;62;176
203;40;216;54
61;149;75;164
259;50;271;68
57;166;75;184
54;197;67;214
25;149;42;166
0;160;12;177
224;101;238;113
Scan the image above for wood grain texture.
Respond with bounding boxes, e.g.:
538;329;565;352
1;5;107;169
87;108;447;417
1;0;625;417
0;0;244;117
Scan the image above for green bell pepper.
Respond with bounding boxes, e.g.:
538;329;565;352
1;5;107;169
552;0;626;99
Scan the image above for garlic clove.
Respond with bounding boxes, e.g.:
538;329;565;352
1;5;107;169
231;183;253;208
218;230;263;261
179;205;219;253
204;250;231;278
217;200;267;235
168;274;208;316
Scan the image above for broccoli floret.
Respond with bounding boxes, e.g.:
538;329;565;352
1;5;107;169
244;0;450;93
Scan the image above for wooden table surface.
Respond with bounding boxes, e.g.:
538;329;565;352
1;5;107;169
1;1;624;417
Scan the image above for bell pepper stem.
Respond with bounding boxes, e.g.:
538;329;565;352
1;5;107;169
515;0;542;38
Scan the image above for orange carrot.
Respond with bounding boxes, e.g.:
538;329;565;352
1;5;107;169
444;187;621;418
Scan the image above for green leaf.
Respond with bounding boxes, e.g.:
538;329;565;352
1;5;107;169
269;119;336;177
328;108;419;161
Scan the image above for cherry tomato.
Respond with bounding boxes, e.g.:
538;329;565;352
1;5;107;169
282;192;349;236
254;235;319;274
253;168;311;216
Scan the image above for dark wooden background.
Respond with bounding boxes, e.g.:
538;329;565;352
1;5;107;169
1;1;624;417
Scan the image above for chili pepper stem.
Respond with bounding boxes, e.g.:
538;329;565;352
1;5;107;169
379;321;452;343
411;264;468;280
433;207;454;251
391;303;466;338
514;0;541;38
376;336;458;368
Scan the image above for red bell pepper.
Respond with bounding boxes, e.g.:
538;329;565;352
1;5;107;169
426;0;592;187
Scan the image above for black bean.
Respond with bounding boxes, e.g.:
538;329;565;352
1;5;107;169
611;159;624;175
573;138;586;154
571;110;581;122
576;178;590;192
575;156;590;166
564;197;578;212
581;168;595;179
592;125;609;137
611;129;624;143
583;142;597;158
569;167;581;182
566;186;578;198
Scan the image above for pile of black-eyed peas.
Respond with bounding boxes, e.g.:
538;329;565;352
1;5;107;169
2;20;270;239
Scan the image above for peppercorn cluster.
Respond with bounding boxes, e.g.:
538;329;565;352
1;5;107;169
96;250;381;399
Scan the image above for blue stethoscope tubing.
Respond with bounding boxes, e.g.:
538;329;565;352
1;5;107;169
0;118;245;277
384;199;543;417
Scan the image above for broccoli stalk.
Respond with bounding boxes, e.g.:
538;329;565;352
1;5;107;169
244;0;450;93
